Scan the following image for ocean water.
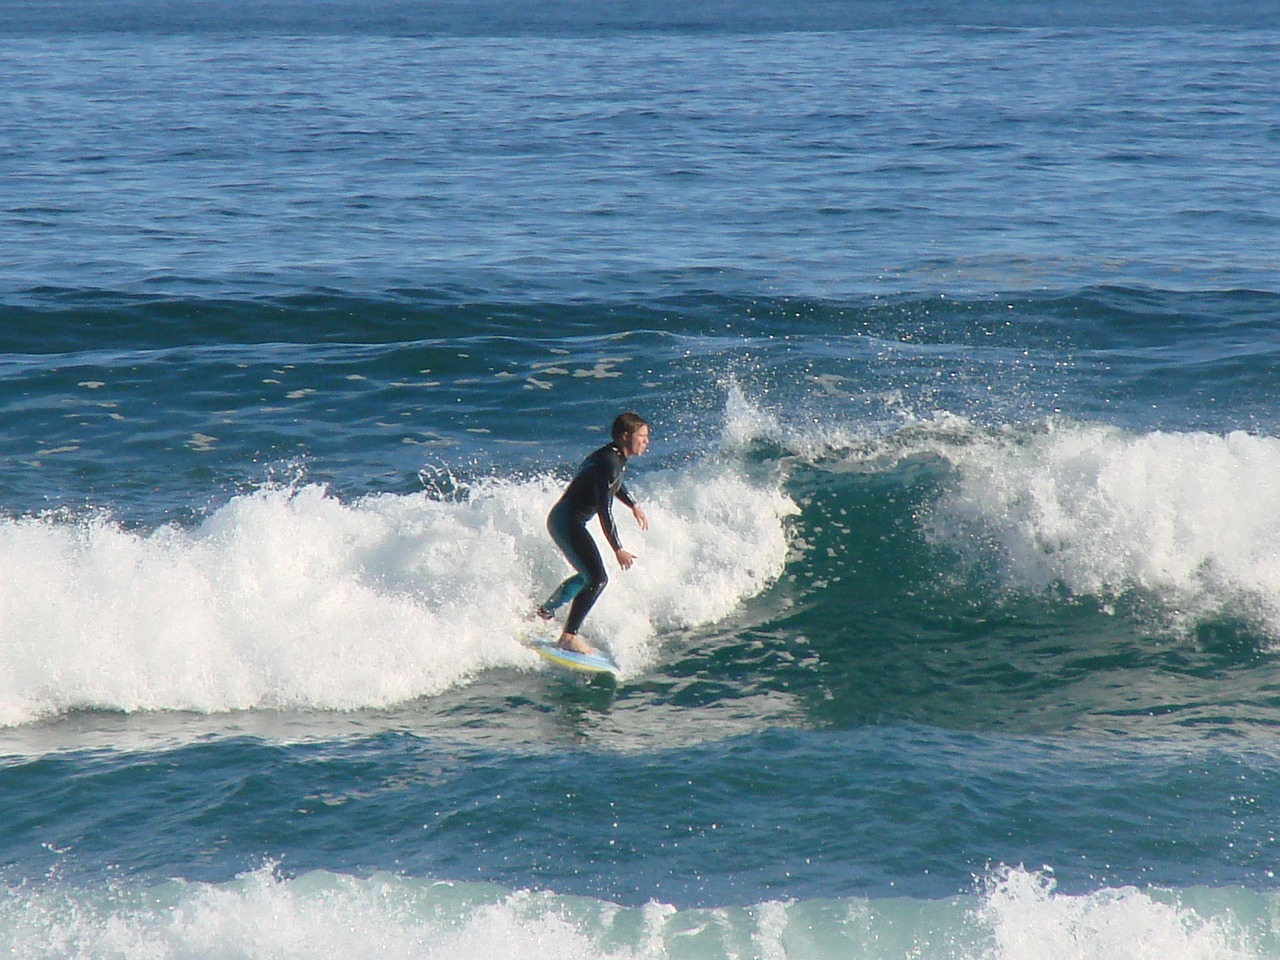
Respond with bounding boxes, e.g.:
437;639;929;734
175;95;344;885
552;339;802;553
3;1;1280;956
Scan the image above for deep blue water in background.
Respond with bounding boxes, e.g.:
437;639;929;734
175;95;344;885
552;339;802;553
2;1;1280;956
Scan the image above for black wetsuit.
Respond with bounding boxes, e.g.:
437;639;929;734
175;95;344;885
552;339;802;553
541;443;637;634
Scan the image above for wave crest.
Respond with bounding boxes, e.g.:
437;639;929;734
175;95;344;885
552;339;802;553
929;422;1280;634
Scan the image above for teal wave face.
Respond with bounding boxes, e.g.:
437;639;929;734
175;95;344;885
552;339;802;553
723;421;1280;741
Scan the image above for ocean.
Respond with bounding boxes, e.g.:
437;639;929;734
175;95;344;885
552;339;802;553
2;0;1280;956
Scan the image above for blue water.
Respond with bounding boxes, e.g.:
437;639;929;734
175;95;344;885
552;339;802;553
3;2;1280;956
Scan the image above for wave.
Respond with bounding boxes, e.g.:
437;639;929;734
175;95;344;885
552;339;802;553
0;466;795;727
5;285;1279;352
0;865;1266;960
927;421;1280;631
9;382;1280;735
729;385;1280;641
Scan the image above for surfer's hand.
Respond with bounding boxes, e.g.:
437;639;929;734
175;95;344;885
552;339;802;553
616;549;636;570
633;505;649;530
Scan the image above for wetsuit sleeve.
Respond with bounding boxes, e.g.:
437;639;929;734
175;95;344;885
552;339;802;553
594;463;624;552
615;483;636;509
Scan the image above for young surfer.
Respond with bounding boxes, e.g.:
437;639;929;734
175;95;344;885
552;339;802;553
537;412;650;654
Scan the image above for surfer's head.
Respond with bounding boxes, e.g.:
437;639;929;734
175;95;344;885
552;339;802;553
612;412;650;458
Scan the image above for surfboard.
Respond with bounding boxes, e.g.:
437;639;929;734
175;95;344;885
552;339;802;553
533;641;621;677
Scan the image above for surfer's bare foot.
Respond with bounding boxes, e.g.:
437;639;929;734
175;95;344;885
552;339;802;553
535;605;554;621
557;633;596;655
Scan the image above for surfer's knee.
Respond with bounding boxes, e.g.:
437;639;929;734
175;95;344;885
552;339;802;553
575;571;607;610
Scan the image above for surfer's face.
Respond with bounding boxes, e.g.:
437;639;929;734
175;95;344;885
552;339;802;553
623;426;650;458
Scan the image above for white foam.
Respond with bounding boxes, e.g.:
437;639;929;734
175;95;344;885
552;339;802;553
720;378;868;462
0;868;611;960
0;866;1265;960
584;464;797;664
0;464;794;726
978;867;1254;960
927;421;1280;634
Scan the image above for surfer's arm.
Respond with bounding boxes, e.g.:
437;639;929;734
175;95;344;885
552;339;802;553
595;466;625;553
616;483;635;509
615;483;648;530
595;479;639;569
630;502;649;531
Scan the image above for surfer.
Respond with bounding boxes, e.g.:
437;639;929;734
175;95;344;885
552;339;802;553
537;412;650;654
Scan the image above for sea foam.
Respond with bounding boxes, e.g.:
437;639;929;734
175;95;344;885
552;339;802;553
0;464;794;726
928;421;1280;635
0;865;1262;960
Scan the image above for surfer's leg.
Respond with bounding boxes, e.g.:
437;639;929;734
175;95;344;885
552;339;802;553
561;524;607;640
540;572;586;617
541;506;607;652
540;504;590;618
